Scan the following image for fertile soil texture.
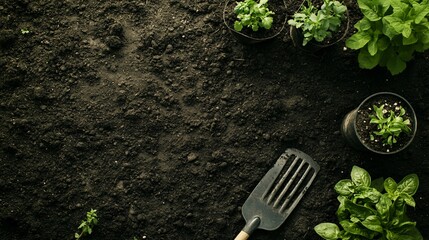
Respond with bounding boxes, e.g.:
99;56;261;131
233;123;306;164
355;94;416;153
1;1;429;240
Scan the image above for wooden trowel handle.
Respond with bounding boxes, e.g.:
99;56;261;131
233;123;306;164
234;231;250;240
234;217;260;240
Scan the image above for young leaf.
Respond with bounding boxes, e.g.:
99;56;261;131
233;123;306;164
358;48;381;69
384;177;398;195
351;166;371;187
396;174;419;196
339;220;376;239
335;179;355;196
361;215;383;233
314;223;341;239
346;31;372;49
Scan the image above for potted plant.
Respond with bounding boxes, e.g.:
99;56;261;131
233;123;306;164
223;0;287;44
345;0;429;75
288;0;349;51
341;92;417;154
314;166;423;240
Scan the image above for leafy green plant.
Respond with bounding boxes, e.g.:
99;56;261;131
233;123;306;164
75;209;98;240
288;0;347;46
369;104;412;146
314;166;422;240
233;0;274;32
345;0;429;75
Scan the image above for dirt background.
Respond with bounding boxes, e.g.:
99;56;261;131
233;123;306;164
1;0;428;240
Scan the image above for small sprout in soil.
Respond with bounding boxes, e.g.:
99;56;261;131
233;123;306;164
369;104;411;146
20;28;30;34
233;0;274;32
75;209;98;240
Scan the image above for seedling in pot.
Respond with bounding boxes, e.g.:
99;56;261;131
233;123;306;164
234;0;274;32
288;0;347;46
369;104;411;146
314;166;422;240
75;209;98;240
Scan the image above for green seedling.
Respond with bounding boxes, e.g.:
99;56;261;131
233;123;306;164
233;0;274;32
75;209;98;240
315;166;422;240
369;104;412;146
288;0;347;46
20;28;30;34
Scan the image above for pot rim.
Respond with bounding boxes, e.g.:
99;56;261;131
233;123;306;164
354;92;418;155
223;0;288;42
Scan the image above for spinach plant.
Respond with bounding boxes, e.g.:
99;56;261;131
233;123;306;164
345;0;429;75
233;0;274;32
288;0;347;46
369;104;412;146
75;209;98;239
315;166;422;240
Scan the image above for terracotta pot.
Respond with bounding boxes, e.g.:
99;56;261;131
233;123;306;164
341;92;417;154
223;0;287;44
289;7;350;52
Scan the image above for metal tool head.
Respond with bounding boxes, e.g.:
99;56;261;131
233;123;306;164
241;148;320;231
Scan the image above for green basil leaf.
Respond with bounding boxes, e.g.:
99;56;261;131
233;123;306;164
368;35;379;56
396;174;419;196
351;166;371;187
413;1;429;24
314;223;341;239
384;177;398;196
376;194;393;224
335;179;355;196
361;215;383;233
346;31;372;49
340;220;376;239
386;225;423;240
357;0;384;21
358;47;381;69
344;199;374;219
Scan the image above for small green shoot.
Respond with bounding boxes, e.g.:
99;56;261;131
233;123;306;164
75;209;98;240
369;104;412;146
233;0;274;32
20;28;30;34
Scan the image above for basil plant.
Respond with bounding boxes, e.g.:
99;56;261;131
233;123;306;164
315;166;422;240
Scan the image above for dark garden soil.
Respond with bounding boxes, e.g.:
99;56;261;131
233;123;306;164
1;1;429;240
355;94;416;153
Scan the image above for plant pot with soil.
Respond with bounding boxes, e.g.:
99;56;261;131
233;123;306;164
288;0;349;52
341;92;417;154
223;0;287;44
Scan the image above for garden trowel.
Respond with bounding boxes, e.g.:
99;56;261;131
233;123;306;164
234;148;320;240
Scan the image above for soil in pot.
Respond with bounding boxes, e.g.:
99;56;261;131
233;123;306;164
355;95;416;153
223;0;287;41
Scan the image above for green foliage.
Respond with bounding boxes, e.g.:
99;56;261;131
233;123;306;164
345;0;429;75
75;209;98;240
369;104;412;146
233;0;274;32
288;0;347;46
314;166;422;240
